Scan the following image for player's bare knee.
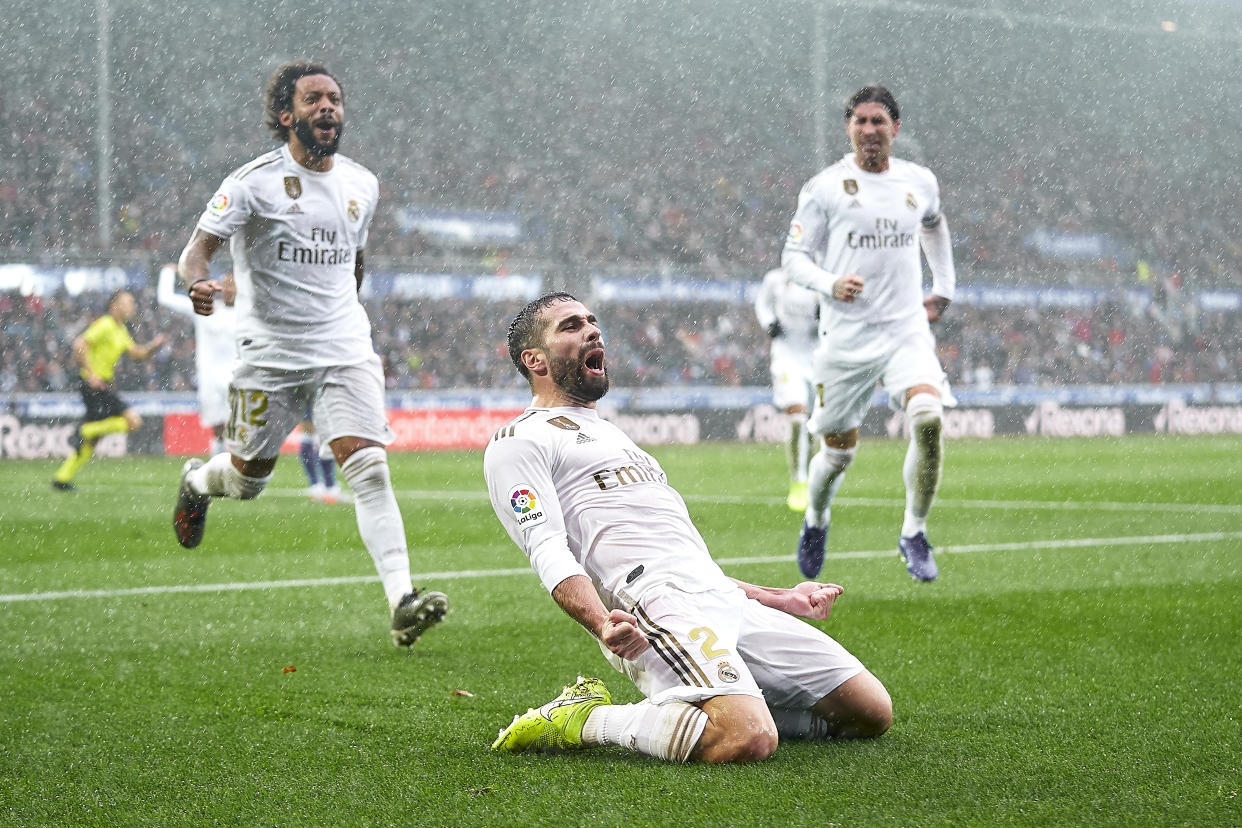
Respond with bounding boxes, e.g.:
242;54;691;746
125;412;143;431
853;693;894;739
699;723;778;763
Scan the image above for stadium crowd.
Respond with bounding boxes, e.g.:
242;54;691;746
2;285;1239;398
5;1;1242;400
5;1;1242;289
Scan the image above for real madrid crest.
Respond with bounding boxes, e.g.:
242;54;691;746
348;199;360;221
906;192;918;210
284;176;302;200
843;179;859;195
717;661;740;683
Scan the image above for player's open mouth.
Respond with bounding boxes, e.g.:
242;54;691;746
315;120;338;138
583;348;605;375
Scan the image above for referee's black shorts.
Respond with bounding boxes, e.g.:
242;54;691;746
80;380;129;422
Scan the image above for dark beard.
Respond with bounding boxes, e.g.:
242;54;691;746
549;353;609;404
291;116;342;158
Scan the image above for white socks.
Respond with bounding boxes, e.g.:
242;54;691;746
902;393;943;537
582;700;708;763
805;445;855;528
339;446;412;608
787;417;812;483
189;452;270;500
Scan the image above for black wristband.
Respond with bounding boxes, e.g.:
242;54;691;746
187;278;209;298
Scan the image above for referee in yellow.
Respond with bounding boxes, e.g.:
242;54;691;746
52;289;169;491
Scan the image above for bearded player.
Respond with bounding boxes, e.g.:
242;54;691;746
483;293;890;763
170;61;447;646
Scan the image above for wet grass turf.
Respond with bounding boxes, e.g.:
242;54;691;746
2;435;1240;825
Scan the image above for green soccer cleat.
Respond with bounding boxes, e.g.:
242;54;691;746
786;480;809;512
491;676;611;752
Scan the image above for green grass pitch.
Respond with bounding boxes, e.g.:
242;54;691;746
2;435;1240;826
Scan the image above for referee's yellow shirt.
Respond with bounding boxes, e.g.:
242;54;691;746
80;316;135;383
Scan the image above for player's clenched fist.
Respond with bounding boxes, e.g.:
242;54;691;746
833;274;865;303
791;581;844;620
600;608;649;660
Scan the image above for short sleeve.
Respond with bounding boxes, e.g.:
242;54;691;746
195;176;252;241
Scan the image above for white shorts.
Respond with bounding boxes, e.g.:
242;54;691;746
197;362;235;429
808;325;948;435
225;354;394;460
769;356;815;412
601;584;864;709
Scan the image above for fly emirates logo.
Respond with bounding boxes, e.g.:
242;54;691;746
277;227;354;265
846;217;915;250
591;450;666;491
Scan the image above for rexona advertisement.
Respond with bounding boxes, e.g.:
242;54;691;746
7;387;1242;455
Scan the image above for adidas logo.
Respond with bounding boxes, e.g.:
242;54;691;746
286;203;303;214
575;433;594;444
847;199;862;209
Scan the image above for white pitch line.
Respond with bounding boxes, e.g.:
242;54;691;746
243;486;1242;516
3;531;1241;604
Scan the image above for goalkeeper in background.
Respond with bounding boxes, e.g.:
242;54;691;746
52;289;169;491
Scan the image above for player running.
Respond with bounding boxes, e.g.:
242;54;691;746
782;84;957;582
169;60;446;646
484;293;890;763
52;290;168;491
753;266;820;512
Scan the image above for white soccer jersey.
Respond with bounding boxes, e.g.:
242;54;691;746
753;267;819;368
156;264;237;425
194;144;379;370
783;153;942;331
483;405;737;610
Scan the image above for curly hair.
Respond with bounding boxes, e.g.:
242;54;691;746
506;292;578;380
263;61;342;142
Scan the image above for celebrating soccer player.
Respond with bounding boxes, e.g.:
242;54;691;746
483;293;890;763
170;61;447;647
782;85;957;582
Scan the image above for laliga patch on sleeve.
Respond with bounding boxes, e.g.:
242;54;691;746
509;485;547;528
787;221;803;244
208;192;230;213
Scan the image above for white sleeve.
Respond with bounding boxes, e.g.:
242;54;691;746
195;175;251;241
919;216;956;301
356;170;379;251
782;250;839;298
754;271;778;328
484;435;589;594
156;263;194;316
781;183;841;297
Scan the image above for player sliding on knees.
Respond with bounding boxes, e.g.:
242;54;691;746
483;293;891;763
782;85;957;582
170;60;446;647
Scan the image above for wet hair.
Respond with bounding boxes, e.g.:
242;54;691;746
264;61;342;142
845;85;899;122
507;292;578;380
107;288;131;309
